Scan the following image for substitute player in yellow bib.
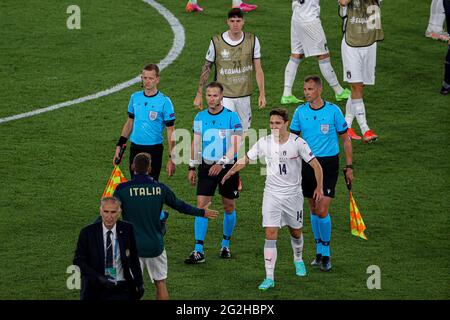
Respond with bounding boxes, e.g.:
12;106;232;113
339;0;384;143
193;8;266;131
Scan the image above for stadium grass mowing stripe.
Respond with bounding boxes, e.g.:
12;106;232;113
0;0;185;124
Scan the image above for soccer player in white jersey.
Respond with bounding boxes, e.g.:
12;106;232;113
426;0;450;42
221;108;323;291
281;0;350;105
186;1;257;13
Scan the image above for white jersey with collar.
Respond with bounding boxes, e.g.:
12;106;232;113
247;133;315;195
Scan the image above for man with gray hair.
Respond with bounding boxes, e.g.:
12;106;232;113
73;197;144;300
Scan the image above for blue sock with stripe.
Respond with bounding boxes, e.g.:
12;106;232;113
310;213;323;255
318;214;332;257
194;216;209;253
221;210;236;248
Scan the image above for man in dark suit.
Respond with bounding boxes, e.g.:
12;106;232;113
73;197;145;300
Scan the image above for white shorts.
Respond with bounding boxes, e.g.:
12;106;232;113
139;249;167;282
291;17;329;57
341;37;377;85
222;96;252;131
261;192;304;229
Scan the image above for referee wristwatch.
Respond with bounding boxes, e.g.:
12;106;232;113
345;164;353;170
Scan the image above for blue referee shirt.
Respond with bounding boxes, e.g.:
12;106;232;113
193;108;242;162
290;101;347;157
128;90;175;145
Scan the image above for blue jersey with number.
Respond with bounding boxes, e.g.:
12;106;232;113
290;101;347;157
128;91;175;145
193;108;242;161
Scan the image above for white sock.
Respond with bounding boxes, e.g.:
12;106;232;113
233;0;243;6
318;58;343;95
283;57;301;97
353;98;370;134
345;97;354;128
427;0;445;33
264;239;277;280
290;235;303;262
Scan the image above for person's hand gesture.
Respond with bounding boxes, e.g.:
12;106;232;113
201;202;218;219
221;170;235;185
208;164;223;176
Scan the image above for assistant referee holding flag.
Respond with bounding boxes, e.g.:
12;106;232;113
290;75;353;272
113;63;176;180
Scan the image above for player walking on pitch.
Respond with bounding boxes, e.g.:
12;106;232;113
222;108;323;291
339;0;384;142
281;0;350;105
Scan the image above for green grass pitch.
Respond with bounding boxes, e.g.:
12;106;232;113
0;0;448;299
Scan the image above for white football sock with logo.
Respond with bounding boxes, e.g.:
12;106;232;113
345;97;355;128
353;98;370;134
319;57;344;95
264;239;277;280
291;235;304;262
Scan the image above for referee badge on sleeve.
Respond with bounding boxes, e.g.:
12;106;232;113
149;111;158;121
320;124;330;134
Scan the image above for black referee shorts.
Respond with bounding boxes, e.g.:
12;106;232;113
197;163;240;199
302;155;339;199
129;143;163;181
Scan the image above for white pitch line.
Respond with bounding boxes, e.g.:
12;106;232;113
0;0;185;125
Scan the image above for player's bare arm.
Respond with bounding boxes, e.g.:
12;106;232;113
113;117;134;165
309;158;324;202
339;0;351;6
194;60;213;110
221;155;249;185
340;132;354;185
166;125;176;177
254;58;266;109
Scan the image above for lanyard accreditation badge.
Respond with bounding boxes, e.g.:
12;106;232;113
105;238;119;282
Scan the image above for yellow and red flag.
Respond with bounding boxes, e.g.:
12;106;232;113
102;166;127;198
349;191;368;240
